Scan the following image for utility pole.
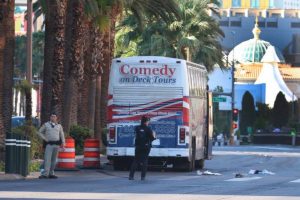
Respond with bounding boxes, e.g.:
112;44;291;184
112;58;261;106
26;0;32;84
230;31;236;145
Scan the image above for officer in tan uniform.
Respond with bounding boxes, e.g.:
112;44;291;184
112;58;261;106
38;113;65;179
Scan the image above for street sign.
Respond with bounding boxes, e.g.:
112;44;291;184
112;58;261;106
213;97;226;102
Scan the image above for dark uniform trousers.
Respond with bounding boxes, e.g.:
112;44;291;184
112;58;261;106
129;147;151;179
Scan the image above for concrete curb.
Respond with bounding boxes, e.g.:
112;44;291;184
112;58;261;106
0;172;25;181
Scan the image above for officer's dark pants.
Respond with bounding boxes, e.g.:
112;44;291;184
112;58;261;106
129;148;150;179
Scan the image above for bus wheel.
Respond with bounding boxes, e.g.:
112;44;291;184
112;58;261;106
195;159;205;169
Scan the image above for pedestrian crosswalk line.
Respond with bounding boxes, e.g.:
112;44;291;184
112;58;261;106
290;179;300;183
225;177;262;182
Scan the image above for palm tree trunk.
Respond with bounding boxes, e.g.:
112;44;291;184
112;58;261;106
94;76;102;140
14;87;19;115
88;79;96;133
77;23;103;137
25;89;32;125
77;21;92;128
0;0;14;161
77;78;89;127
100;4;121;129
41;0;67;124
62;0;85;133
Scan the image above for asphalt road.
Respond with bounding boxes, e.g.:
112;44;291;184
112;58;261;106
1;145;300;200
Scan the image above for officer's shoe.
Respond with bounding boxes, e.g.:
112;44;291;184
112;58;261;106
141;177;145;181
129;177;134;180
48;175;58;179
38;175;48;179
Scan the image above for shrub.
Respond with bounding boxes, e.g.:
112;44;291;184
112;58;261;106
29;160;42;172
0;161;4;172
272;92;289;128
69;125;93;155
12;125;43;159
240;91;256;135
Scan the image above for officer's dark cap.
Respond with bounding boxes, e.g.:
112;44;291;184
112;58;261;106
141;116;150;124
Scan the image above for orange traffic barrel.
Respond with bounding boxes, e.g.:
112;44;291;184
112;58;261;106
83;138;100;168
57;137;76;169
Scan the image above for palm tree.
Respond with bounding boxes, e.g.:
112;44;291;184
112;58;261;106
0;0;15;161
61;0;86;133
99;0;180;128
41;0;67;124
36;0;180;133
117;0;224;71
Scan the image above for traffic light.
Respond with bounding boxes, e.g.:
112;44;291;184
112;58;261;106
233;109;239;121
232;122;238;129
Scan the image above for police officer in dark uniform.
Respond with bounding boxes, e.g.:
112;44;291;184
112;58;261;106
129;116;155;180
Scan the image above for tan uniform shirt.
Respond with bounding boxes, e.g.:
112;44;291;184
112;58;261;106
38;122;65;145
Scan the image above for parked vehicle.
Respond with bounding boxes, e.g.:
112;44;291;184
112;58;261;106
11;116;40;128
107;56;213;170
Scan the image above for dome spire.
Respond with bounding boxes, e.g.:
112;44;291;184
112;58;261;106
252;16;261;40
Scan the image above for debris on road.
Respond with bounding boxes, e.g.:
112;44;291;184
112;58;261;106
235;173;245;178
196;170;222;176
248;169;275;175
261;169;275;175
248;169;261;174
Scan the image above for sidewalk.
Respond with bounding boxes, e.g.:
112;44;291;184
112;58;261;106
0;154;110;181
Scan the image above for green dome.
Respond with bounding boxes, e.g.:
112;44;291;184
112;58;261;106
228;39;285;63
228;17;285;64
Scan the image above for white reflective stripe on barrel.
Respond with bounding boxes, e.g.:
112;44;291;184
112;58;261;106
5;143;16;146
16;140;31;144
84;157;100;161
5;139;16;142
84;148;99;152
16;144;31;147
57;158;75;163
59;148;75;152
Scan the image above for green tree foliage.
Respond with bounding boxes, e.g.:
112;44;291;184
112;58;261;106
115;0;224;71
272;92;289;128
69;125;93;154
240;91;255;134
14;31;45;77
254;103;271;130
12;125;43;159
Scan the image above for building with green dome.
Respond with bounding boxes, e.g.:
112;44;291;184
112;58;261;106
209;18;300;111
227;18;285;64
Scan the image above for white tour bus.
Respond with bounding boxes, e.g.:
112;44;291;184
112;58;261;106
107;56;213;170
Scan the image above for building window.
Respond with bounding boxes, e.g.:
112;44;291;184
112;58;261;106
219;21;229;27
251;0;259;8
258;22;265;27
267;22;278;28
230;21;241;27
291;22;300;28
271;13;281;18
232;0;241;7
235;12;244;17
269;0;275;8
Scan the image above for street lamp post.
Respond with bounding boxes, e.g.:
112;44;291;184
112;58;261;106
26;0;32;84
230;31;236;145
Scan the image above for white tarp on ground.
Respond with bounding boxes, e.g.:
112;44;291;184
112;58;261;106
255;46;297;107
